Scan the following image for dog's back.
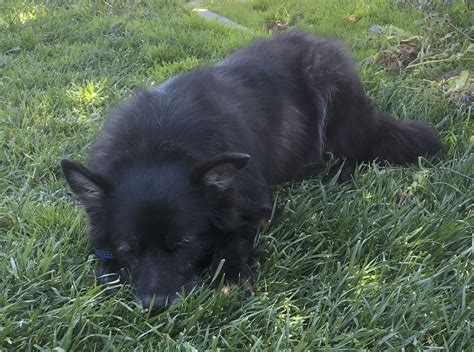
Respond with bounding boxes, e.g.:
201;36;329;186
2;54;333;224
89;31;441;186
88;32;350;184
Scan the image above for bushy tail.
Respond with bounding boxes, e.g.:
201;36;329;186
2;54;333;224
368;112;443;165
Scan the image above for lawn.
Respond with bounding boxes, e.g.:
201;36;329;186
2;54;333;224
1;0;472;350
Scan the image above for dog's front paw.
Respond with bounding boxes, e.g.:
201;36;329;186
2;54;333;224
95;260;126;286
222;279;254;298
211;234;256;296
211;258;254;298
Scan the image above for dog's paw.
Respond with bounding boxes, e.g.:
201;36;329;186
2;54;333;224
219;276;254;298
96;271;121;285
95;260;127;287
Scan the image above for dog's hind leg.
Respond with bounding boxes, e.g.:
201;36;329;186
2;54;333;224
298;34;442;180
324;105;443;180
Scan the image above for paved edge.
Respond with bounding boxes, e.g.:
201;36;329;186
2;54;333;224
187;3;247;30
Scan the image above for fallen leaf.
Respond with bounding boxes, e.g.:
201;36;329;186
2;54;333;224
446;70;470;94
347;15;357;22
264;20;289;32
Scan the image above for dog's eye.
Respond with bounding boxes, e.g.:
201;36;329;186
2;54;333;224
176;235;193;248
114;244;139;267
116;244;135;256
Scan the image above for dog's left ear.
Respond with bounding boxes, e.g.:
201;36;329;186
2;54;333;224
191;152;250;190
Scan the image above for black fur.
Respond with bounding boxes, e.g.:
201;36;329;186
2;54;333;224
61;31;442;308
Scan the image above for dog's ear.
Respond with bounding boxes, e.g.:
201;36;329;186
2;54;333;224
61;158;112;210
191;152;250;190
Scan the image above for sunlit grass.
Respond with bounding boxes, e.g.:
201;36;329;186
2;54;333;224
1;0;472;350
68;80;106;107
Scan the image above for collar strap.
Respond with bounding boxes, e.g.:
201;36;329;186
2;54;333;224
95;248;115;260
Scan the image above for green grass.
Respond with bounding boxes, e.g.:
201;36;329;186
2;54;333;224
1;0;472;350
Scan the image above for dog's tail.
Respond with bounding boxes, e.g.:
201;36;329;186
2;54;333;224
327;109;443;181
366;111;443;165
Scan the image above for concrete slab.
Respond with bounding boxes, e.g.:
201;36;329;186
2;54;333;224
192;8;247;30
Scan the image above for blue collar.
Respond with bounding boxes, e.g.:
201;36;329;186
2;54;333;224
95;248;115;260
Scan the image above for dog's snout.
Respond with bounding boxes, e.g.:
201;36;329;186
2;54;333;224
138;294;181;309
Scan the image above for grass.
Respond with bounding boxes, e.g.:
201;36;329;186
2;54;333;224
1;0;472;350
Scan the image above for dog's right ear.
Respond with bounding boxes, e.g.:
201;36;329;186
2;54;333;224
61;158;112;210
190;152;250;191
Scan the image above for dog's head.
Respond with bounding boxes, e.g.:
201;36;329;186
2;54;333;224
61;152;250;308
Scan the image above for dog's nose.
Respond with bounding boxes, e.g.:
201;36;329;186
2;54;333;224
138;294;181;309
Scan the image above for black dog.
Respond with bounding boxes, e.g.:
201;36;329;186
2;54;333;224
62;31;442;308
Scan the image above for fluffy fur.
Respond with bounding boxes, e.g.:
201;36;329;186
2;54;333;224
62;31;442;308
